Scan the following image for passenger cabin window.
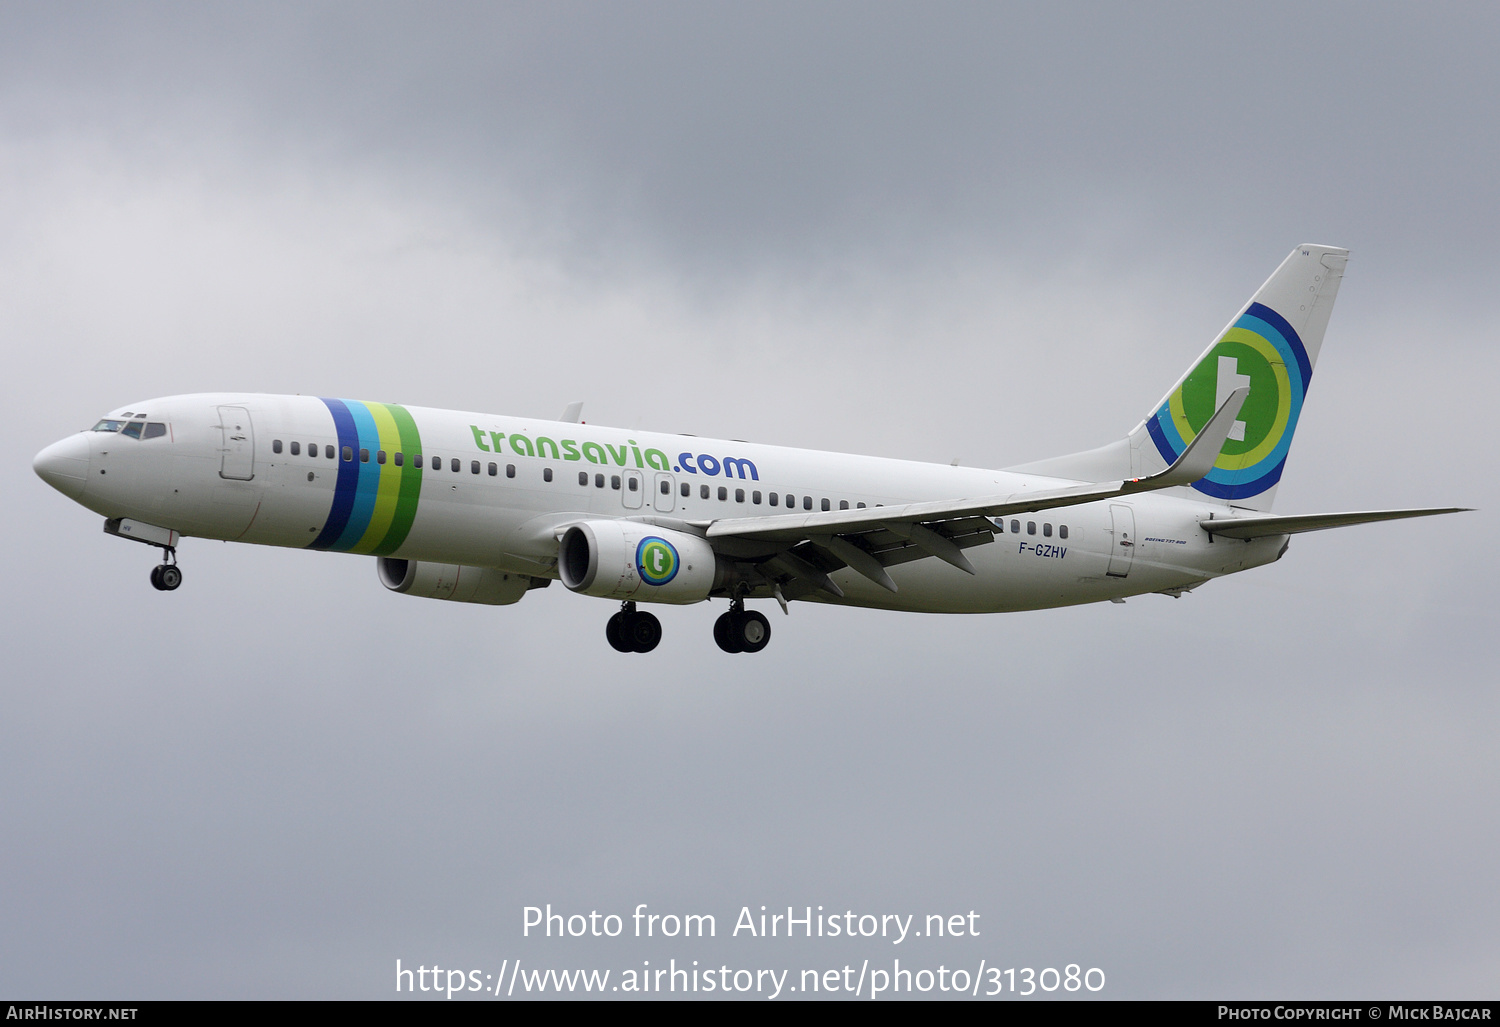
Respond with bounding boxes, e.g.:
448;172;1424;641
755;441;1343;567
1010;519;1020;533
543;468;553;482
290;441;300;456
735;488;745;503
857;502;866;509
1059;525;1069;540
468;460;478;474
360;449;370;463
752;491;761;504
451;458;460;472
661;480;671;495
839;500;849;510
489;463;499;476
142;423;167;440
343;447;354;462
503;463;512;477
1027;521;1036;535
1043;523;1052;537
769;493;779;506
803;496;812;510
718;486;727;501
579;471;589;486
377;450;386;464
272;439;283;454
700;485;710;499
393;451;402;466
628;477;639;492
611;475;621;490
595;474;605;488
821;498;830;512
122;421;144;440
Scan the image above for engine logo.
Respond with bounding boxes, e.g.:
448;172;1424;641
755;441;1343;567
636;536;680;586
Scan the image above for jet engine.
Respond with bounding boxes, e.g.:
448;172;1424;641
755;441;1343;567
377;558;537;605
558;521;721;603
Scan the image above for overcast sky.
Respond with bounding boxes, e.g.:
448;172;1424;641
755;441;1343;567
2;2;1496;1000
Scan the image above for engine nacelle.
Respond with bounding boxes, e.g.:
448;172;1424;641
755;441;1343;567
377;558;534;605
558;521;719;604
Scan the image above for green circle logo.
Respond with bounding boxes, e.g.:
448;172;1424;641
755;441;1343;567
636;537;679;586
1170;337;1289;463
1147;302;1311;501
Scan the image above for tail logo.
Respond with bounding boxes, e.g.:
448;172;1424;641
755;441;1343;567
636;537;680;586
1146;302;1312;501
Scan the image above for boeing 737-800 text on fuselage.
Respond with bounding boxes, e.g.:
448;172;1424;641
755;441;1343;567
33;245;1466;653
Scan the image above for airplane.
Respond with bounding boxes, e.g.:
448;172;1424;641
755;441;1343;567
32;244;1468;654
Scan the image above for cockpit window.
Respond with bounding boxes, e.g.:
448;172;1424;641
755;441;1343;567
92;419;126;432
142;422;167;440
121;421;145;440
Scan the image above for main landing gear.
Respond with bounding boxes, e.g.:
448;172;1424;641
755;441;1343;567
149;548;182;592
602;597;773;654
606;601;662;653
714;598;771;654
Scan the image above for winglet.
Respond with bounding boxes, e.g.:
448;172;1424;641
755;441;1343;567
1123;386;1247;493
559;401;584;423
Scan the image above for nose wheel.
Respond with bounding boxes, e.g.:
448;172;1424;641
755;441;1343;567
606;601;662;653
714;599;771;654
149;549;182;591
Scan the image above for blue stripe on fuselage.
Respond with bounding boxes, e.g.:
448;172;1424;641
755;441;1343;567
330;401;382;550
308;398;359;549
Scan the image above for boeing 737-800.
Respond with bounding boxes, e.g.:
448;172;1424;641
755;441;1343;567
33;244;1466;653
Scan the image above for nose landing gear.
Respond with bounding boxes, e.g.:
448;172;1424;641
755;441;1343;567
149;549;182;592
606;601;662;653
714;598;771;654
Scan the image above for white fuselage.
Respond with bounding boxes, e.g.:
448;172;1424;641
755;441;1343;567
35;393;1287;613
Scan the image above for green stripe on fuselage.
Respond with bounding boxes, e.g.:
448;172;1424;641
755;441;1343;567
370;404;424;557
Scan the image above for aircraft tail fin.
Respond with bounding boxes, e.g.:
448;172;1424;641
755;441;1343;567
1011;244;1349;512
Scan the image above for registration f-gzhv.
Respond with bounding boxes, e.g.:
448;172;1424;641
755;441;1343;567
34;244;1467;654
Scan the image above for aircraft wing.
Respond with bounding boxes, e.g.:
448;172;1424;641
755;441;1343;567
690;388;1249;596
1201;507;1471;539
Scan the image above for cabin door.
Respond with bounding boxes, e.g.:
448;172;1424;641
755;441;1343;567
622;469;644;509
217;406;255;480
1106;504;1136;577
653;473;676;512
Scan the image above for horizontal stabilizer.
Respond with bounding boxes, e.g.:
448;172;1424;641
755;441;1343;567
1202;507;1471;540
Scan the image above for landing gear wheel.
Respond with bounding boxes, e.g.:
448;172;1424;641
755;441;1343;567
738;610;771;653
606;612;632;652
628;612;662;653
149;565;164;590
714;612;744;653
151;564;181;591
607;603;661;653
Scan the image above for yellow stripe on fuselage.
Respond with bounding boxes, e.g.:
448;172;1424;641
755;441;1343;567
348;403;405;555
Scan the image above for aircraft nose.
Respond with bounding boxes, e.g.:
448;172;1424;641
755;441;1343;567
33;434;92;500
